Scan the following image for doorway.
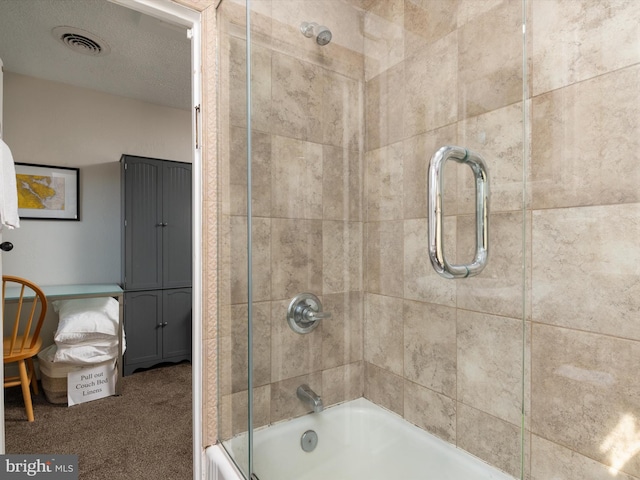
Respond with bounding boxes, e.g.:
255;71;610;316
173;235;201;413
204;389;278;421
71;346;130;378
0;0;202;478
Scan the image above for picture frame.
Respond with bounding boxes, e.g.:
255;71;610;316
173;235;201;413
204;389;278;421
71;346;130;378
15;163;80;220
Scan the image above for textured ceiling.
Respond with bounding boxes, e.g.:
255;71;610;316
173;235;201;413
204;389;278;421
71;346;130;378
0;0;191;110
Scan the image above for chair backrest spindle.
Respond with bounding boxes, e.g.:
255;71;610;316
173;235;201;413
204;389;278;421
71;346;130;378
2;276;48;356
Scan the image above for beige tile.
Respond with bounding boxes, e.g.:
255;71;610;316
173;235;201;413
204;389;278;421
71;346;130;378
323;221;363;295
323;71;363;151
456;0;505;28
271;299;323;383
531;67;640;209
270;218;323;300
364;361;404;416
271;372;323;423
368;0;404;23
229;127;272;217
458;310;524;426
404;0;457;59
365;62;404;151
404;380;456;444
229;216;271;304
457;102;526;214
229;302;271;393
364;220;404;297
531;435;640;480
226;34;246;131
220;385;271;439
217;214;232;307
403;300;456;398
227;36;272;133
402;124;458;220
458;1;522;118
532;204;640;340
218;335;232;397
364;294;403;376
363;0;404;81
218;0;272;39
322;292;363;370
323;146;362;221
404;32;458;138
270;52;324;143
322;361;364;407
457;211;529;319
343;0;377;10
532;324;640;477
271;135;323;219
218;393;233;441
403;218;456;307
531;0;640;96
457;403;523;479
365;142;404;221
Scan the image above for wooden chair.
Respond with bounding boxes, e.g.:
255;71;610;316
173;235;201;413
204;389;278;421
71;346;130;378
2;275;48;422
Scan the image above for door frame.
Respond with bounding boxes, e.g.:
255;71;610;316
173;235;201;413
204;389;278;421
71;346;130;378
0;2;204;479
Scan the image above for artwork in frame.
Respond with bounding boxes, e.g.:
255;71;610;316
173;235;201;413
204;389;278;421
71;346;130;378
15;163;80;220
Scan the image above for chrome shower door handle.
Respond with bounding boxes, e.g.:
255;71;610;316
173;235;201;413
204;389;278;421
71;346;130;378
428;146;489;279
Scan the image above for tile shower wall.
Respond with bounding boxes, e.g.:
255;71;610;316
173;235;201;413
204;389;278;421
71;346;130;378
217;0;366;440
215;0;640;478
363;0;640;477
529;1;640;479
362;0;525;477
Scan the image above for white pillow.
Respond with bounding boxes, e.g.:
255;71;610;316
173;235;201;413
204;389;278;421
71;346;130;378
53;344;119;364
53;297;120;344
55;335;126;350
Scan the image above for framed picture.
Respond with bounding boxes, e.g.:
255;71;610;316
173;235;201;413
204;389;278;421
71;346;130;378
15;163;80;220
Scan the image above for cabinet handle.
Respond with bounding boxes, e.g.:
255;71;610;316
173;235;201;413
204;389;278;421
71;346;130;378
156;223;168;227
163;322;168;327
156;323;163;328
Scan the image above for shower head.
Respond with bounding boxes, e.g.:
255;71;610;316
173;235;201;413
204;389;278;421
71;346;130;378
300;21;332;46
315;26;332;46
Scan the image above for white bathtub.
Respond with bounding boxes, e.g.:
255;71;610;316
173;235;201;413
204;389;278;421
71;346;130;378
207;398;516;480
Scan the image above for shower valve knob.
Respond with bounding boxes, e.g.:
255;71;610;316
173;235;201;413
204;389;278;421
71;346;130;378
287;293;331;334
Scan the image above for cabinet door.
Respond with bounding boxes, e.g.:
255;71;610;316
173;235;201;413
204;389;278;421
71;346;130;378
123;290;162;374
162;162;192;288
162;288;192;360
123;157;163;290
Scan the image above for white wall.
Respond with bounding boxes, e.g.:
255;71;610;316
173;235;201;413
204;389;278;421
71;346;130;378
2;72;191;286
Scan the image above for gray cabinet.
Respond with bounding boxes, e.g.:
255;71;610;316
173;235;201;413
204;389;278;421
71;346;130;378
122;288;192;375
121;155;192;375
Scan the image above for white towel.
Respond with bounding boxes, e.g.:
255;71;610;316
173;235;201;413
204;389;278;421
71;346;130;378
0;138;20;230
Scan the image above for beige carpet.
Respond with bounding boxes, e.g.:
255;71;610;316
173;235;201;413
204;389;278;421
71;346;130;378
4;362;193;480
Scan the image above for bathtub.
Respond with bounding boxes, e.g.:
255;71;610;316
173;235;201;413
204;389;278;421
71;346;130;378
206;397;515;480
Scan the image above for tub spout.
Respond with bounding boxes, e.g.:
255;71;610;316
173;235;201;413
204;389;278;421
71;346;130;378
297;384;323;413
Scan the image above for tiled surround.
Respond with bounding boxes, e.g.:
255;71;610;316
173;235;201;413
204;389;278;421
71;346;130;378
529;2;640;478
211;0;640;479
216;0;365;440
362;1;526;477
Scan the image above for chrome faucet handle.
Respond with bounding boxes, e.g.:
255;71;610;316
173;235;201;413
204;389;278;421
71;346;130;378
287;293;330;334
302;308;332;322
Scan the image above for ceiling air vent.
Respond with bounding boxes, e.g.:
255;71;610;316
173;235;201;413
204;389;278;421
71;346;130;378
52;26;111;57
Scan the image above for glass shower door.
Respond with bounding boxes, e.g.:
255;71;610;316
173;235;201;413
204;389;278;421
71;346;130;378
218;0;528;479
